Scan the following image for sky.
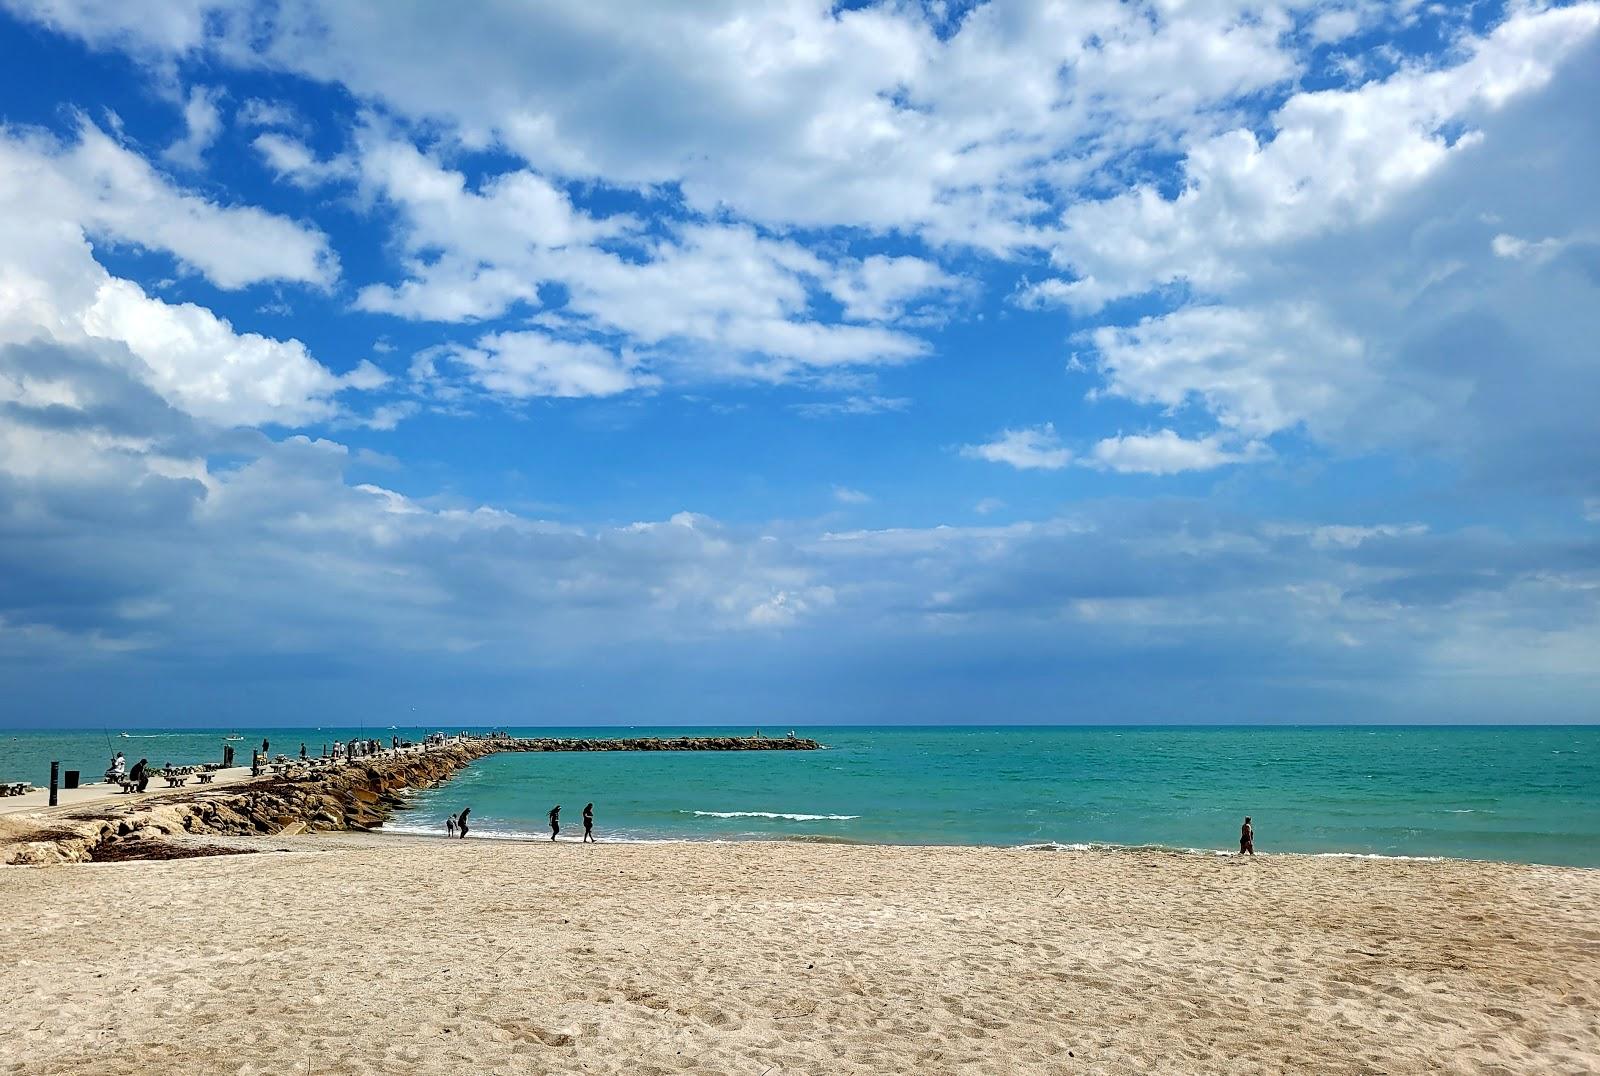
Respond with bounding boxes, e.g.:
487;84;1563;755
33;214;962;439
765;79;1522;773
1;0;1597;729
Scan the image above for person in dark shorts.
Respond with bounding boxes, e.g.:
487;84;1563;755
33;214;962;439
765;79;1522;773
1240;816;1255;856
456;807;471;839
582;803;594;843
548;805;561;841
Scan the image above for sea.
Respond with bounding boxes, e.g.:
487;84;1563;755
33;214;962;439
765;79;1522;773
4;725;1598;867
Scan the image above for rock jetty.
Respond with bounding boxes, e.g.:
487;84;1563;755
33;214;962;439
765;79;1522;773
1;735;820;865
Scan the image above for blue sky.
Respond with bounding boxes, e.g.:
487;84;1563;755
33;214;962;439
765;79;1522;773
1;0;1597;728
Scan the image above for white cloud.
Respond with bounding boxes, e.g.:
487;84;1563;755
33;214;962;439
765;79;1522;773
252;132;352;189
7;0;1312;250
236;97;302;130
0;126;359;427
78;275;344;426
441;331;655;400
827;255;959;323
1489;232;1569;263
961;424;1071;471
1087;303;1368;438
1086;430;1265;475
1;0;218;55
162;84;223;169
833;486;871;505
1034;3;1600;311
1;118;337;290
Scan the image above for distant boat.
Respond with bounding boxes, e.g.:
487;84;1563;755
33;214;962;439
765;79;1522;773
223;733;244;741
119;732;130;738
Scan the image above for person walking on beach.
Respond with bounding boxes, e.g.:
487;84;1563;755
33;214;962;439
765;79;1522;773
548;805;561;841
1240;816;1255;856
582;803;594;843
456;807;471;839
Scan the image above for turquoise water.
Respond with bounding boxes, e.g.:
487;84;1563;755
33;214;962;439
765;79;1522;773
5;726;1598;866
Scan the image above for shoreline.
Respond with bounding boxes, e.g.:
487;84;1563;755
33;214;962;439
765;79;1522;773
372;821;1595;869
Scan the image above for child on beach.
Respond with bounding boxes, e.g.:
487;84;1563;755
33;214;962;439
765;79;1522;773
1240;817;1255;856
582;803;594;843
549;805;561;841
445;815;456;837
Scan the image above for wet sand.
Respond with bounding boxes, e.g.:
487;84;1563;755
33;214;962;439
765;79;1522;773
3;835;1597;1075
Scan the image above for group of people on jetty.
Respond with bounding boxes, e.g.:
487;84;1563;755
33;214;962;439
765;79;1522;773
445;802;596;843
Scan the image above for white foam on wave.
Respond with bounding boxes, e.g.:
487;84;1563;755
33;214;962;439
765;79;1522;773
1306;851;1446;862
1007;841;1446;862
689;810;859;821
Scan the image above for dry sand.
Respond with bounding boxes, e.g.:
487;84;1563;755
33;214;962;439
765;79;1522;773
3;835;1598;1075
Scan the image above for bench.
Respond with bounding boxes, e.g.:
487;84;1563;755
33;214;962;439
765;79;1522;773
161;775;189;788
196;772;215;784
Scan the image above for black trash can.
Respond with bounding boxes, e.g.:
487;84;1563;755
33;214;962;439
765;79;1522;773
63;770;80;789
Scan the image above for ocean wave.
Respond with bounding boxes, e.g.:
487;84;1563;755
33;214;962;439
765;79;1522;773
688;810;859;821
1305;851;1445;862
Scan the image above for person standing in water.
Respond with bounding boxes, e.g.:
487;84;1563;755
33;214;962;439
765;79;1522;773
582;803;594;843
1240;816;1255;856
445;814;456;837
548;804;561;841
456;807;471;839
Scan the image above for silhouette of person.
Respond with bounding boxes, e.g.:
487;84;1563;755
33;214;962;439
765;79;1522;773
457;807;471;839
582;803;594;843
548;805;561;841
1240;816;1255;856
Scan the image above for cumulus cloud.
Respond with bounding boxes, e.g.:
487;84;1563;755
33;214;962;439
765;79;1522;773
3;0;1342;250
1034;4;1600;311
1087;430;1265;475
0;117;337;290
440;332;656;400
0;195;353;429
961;424;1071;471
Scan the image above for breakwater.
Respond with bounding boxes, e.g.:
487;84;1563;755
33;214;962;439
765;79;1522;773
1;735;820;864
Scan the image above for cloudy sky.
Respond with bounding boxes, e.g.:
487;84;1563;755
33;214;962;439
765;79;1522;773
1;0;1597;728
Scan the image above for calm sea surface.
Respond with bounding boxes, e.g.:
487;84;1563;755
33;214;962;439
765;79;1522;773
4;726;1597;866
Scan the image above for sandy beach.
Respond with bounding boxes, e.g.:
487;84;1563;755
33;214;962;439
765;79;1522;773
3;835;1597;1076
